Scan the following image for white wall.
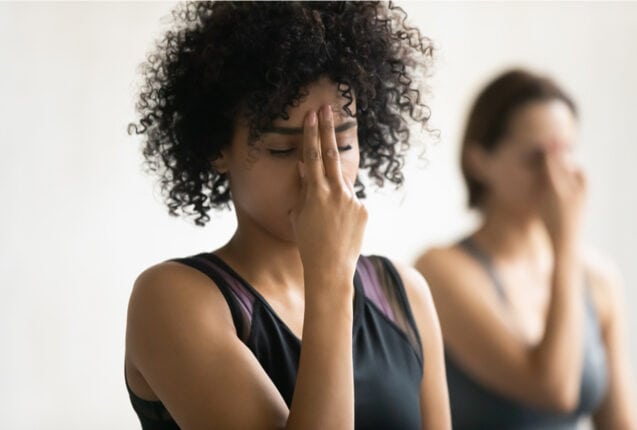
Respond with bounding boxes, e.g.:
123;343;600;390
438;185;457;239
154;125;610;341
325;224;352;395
0;2;635;428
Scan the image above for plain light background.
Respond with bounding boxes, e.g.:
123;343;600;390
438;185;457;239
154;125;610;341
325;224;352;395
1;2;635;428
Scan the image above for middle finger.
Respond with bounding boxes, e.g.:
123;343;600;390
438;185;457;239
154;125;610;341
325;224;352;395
319;105;344;183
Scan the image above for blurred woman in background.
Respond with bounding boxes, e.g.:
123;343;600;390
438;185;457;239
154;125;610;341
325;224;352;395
416;69;636;429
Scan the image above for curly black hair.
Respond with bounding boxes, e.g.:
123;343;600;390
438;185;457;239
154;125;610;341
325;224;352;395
130;1;434;226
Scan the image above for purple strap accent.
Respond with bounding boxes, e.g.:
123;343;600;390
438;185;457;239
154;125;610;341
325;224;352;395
357;256;396;323
204;258;255;323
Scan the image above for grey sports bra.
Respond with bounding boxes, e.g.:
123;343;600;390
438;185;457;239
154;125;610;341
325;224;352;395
445;237;608;430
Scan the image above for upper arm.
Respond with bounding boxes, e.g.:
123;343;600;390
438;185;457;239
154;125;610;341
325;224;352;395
586;254;637;429
125;262;289;430
414;248;566;411
391;260;451;430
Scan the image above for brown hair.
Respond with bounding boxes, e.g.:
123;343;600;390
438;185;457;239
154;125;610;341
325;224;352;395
460;69;577;209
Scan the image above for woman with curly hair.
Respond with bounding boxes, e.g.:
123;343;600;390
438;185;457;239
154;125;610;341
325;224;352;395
125;2;451;429
416;69;636;429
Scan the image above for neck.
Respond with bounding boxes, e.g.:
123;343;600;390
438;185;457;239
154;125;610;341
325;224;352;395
474;204;551;264
215;212;305;295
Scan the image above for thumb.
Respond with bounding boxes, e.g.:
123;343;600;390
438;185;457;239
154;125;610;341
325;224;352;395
289;161;306;224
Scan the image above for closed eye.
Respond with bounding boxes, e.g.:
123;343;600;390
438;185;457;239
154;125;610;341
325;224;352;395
268;145;353;157
268;148;296;156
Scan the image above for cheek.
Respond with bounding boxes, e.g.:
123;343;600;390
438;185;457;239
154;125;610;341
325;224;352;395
515;161;544;187
232;161;296;203
339;151;360;185
498;157;532;182
488;162;531;198
505;168;544;204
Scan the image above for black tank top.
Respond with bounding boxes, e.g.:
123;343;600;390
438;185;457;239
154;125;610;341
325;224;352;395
126;254;424;429
445;238;608;429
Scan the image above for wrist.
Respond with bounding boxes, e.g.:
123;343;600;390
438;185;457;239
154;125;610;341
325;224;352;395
302;259;357;284
550;227;579;252
304;273;355;300
552;240;580;265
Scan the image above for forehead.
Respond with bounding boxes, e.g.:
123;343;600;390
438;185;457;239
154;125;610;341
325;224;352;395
505;99;577;146
272;77;357;127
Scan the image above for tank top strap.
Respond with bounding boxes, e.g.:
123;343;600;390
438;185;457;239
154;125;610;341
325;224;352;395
170;254;255;343
356;255;423;363
458;237;508;301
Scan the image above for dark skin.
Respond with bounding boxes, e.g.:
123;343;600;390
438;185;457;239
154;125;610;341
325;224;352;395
126;78;451;430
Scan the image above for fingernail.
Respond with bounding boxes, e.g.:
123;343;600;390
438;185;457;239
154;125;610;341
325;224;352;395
298;162;306;178
306;111;316;126
322;105;332;121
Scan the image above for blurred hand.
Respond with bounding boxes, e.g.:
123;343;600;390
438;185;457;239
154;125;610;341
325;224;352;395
539;140;587;249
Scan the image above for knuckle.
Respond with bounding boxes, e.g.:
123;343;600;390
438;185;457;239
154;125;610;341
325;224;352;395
359;207;369;223
315;182;330;197
327;175;341;188
333;186;348;202
325;147;339;160
305;148;321;161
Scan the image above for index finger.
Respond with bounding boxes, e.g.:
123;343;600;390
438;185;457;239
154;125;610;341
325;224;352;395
542;145;569;189
302;110;323;181
319;105;344;182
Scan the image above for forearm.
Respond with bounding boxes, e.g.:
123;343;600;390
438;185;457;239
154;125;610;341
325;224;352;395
594;290;637;430
532;241;585;409
286;275;355;430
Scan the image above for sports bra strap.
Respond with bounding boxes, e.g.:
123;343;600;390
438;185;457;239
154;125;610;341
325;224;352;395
357;255;423;363
171;254;255;342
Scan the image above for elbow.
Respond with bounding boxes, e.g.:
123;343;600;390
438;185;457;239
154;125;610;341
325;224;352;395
542;378;580;413
550;390;579;414
528;353;580;413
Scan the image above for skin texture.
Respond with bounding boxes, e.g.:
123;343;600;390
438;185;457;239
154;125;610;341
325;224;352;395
131;1;434;226
126;79;451;430
416;99;636;427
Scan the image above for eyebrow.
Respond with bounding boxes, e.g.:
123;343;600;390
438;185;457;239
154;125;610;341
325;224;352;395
263;120;357;136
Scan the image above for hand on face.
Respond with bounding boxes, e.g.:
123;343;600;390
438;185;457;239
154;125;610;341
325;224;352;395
289;105;368;281
538;139;587;248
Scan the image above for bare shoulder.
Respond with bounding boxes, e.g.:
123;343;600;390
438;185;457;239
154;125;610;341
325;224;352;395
126;259;235;365
128;260;233;324
414;245;456;273
125;259;290;429
582;247;625;331
415;244;482;278
414;243;493;303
